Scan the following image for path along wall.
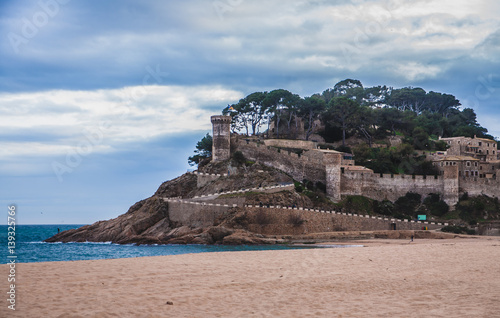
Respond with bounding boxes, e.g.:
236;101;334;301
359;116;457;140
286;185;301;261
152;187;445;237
166;200;234;228
239;206;442;235
164;198;443;234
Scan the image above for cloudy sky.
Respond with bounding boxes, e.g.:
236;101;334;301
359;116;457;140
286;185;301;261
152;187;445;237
1;0;499;224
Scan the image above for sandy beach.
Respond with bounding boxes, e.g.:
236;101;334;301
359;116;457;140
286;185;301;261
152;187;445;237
2;236;500;318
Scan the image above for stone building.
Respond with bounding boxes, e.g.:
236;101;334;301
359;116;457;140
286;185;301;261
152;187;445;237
212;115;500;207
433;156;480;178
439;135;497;162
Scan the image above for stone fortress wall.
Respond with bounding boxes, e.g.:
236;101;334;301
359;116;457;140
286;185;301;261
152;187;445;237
233;135;500;206
166;117;498;235
235;139;326;184
164;192;445;234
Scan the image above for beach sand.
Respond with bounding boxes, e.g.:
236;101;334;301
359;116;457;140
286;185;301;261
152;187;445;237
2;237;500;317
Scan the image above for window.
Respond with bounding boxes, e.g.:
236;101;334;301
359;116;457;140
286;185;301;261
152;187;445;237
479;142;482;146
475;162;478;167
466;161;471;166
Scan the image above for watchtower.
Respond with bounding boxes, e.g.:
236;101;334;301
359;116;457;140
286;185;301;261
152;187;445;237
324;151;343;202
211;115;232;161
443;164;459;207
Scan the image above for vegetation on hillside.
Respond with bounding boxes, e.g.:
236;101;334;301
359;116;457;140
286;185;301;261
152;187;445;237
202;79;495;173
337;192;449;220
188;133;212;166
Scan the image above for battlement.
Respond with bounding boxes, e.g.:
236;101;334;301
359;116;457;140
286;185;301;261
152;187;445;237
211;115;232;123
209;114;499;207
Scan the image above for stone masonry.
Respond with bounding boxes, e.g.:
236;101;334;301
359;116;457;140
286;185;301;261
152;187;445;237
211;115;500;206
211;115;231;161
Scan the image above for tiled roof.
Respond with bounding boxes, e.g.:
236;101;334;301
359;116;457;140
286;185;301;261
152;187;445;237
434;155;479;161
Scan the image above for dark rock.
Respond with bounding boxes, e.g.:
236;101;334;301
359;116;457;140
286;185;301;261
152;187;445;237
207;226;233;243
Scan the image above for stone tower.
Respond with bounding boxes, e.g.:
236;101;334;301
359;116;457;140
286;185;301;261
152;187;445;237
324;151;343;202
211;115;232;161
443;164;459;207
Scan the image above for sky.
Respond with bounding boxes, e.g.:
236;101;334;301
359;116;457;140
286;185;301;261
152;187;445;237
1;0;499;224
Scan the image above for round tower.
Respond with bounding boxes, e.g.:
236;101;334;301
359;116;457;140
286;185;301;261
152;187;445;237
211;115;232;161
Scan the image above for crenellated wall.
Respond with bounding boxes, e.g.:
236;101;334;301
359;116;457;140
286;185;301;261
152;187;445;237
460;176;500;198
236;139;326;183
229;135;499;206
340;171;445;202
263;139;317;150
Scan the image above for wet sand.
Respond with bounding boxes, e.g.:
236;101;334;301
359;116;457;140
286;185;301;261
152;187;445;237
2;236;500;317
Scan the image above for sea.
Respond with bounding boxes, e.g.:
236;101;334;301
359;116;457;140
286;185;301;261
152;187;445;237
1;224;313;263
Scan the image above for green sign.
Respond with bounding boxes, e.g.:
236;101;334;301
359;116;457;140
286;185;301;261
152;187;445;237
418;215;427;221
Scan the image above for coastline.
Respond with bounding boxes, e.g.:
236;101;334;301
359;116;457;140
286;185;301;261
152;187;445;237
2;236;499;317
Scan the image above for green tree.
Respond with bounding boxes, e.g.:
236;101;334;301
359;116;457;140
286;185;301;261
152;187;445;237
425;91;460;116
386;87;427;113
376;107;405;136
263;89;296;138
188;134;213;166
325;97;360;147
299;96;326;140
394;192;422;218
353;106;376;147
412;127;431;150
423;193;449;217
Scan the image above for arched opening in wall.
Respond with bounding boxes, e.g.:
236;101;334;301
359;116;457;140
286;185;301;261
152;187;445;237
390;223;396;230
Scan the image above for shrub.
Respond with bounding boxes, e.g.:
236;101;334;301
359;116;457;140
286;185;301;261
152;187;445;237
441;225;475;235
394;192;422;217
294;182;303;193
288;214;305;227
374;199;394;216
315;181;327;193
255;210;272;225
343;195;373;214
302;179;314;191
424;193;449;217
233;151;246;165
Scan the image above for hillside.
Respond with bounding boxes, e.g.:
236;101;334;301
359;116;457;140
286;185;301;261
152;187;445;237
47;79;500;244
46;159;317;245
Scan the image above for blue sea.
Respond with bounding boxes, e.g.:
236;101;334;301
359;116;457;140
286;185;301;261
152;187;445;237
1;225;309;263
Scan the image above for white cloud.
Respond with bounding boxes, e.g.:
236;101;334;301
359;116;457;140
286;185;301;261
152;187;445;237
394;62;442;81
0;85;243;159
